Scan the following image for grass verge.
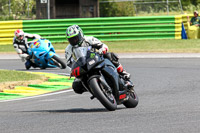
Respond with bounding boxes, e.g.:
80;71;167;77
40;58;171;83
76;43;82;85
1;39;200;53
0;70;47;91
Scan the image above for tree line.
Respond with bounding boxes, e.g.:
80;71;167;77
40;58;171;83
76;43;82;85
0;0;36;20
100;0;200;17
1;0;200;20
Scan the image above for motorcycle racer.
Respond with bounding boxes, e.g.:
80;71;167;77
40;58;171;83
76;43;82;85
65;25;131;94
13;29;41;69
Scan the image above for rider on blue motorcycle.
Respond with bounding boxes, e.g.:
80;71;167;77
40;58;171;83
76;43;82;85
65;25;131;94
13;29;41;69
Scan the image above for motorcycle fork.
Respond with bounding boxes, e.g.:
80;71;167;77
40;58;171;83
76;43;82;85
93;74;119;102
81;81;96;100
86;72;113;100
81;77;92;94
98;74;113;93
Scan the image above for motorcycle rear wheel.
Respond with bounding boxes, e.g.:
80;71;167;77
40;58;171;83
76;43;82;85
51;55;66;69
123;88;138;108
89;78;117;111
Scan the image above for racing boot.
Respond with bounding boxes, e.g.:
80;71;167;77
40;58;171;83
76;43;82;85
25;58;36;69
117;64;131;80
25;60;32;70
124;80;134;91
72;78;87;94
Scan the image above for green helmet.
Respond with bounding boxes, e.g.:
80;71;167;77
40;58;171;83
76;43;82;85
66;25;84;46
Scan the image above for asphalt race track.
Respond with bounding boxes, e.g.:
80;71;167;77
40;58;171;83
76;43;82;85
0;58;200;133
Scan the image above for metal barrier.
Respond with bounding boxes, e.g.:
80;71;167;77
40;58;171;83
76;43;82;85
0;20;23;45
0;16;182;45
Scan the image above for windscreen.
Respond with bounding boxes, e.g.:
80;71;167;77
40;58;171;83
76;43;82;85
72;46;91;62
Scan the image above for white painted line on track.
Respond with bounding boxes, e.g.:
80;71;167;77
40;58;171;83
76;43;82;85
57;73;70;76
118;53;200;58
0;89;73;103
3;53;200;59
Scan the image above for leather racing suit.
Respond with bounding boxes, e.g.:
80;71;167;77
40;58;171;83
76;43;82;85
65;36;131;94
13;33;41;62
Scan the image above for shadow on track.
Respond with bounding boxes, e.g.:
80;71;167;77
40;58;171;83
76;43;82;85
15;68;66;73
16;68;61;71
23;107;124;113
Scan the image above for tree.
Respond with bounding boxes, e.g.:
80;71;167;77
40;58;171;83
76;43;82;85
100;0;135;17
0;0;9;15
0;0;36;20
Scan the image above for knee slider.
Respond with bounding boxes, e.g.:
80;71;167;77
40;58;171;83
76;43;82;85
110;52;120;67
111;52;119;62
104;52;120;67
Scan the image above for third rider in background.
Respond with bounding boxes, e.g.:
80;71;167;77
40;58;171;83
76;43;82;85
13;29;41;69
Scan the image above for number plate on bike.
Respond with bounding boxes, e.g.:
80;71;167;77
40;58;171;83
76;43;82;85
89;59;95;65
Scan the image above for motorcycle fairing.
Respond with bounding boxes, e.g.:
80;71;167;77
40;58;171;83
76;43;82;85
86;52;103;70
71;57;87;78
28;39;60;68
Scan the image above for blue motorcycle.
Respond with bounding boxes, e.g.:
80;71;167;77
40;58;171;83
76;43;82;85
26;39;66;70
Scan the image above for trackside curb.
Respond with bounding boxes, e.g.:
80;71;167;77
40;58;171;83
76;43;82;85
0;72;74;100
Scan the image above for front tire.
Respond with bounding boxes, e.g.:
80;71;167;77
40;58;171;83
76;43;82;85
89;78;117;111
51;55;66;69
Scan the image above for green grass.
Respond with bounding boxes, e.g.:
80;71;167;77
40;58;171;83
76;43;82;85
56;39;200;53
1;39;200;53
0;45;15;53
0;70;43;83
104;39;200;53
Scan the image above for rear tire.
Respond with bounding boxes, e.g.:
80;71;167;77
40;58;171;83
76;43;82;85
89;78;117;111
123;88;138;108
51;55;66;69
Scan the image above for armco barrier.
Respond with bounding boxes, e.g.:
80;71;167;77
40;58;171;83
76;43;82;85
0;20;23;45
0;16;182;45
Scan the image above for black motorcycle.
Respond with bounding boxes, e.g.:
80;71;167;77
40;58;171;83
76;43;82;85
70;46;138;111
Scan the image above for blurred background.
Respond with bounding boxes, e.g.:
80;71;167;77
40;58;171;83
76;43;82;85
0;0;200;21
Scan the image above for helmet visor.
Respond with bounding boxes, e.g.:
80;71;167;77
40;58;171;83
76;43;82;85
68;36;79;46
17;35;24;40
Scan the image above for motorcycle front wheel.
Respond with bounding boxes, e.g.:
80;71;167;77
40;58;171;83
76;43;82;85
51;55;66;69
89;78;117;111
